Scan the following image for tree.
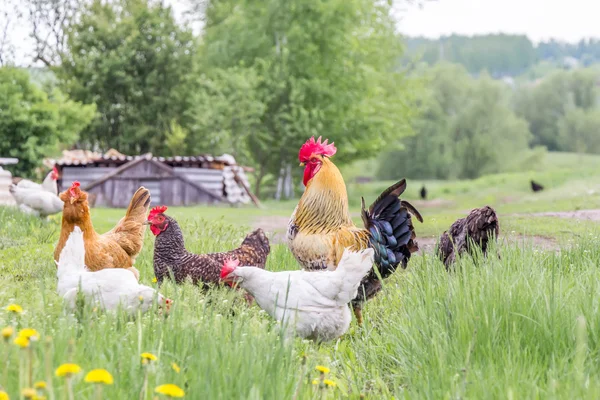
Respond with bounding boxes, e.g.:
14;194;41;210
58;0;196;154
378;64;532;180
514;68;600;151
0;67;95;176
198;0;414;197
558;109;600;154
185;66;265;165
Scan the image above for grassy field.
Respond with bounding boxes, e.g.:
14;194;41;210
1;152;600;399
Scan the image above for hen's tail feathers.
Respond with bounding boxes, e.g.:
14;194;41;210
58;226;86;271
331;248;375;304
465;206;499;254
361;179;422;280
125;187;151;222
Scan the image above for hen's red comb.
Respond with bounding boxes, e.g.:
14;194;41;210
69;181;81;197
148;205;168;220
298;136;337;163
220;257;240;279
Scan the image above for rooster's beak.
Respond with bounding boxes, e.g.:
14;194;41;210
143;220;152;225
299;162;305;167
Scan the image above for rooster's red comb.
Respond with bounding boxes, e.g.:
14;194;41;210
298;136;337;163
220;257;240;280
148;205;168;220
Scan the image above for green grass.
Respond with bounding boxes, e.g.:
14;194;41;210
1;151;600;399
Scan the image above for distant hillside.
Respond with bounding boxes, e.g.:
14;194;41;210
403;34;600;78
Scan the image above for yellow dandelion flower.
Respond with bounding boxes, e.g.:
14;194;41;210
0;391;8;400
19;328;40;341
1;326;14;339
6;304;23;314
312;379;320;385
323;379;336;388
85;369;114;384
152;277;158;283
55;363;82;377
315;365;330;374
141;352;158;363
155;384;185;398
21;388;36;399
14;335;30;348
34;381;47;390
171;362;181;373
139;295;144;302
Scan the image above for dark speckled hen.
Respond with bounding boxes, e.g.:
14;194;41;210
146;206;270;286
437;206;499;269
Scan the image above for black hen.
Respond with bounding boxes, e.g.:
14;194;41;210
353;180;423;317
437;206;499;269
531;180;544;192
420;185;427;200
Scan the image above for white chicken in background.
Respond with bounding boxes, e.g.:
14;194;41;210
9;166;61;218
56;226;171;314
9;184;63;218
220;248;374;342
13;166;59;194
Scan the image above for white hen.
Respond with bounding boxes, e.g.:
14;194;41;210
57;226;171;314
220;248;374;342
14;167;59;194
9;185;63;217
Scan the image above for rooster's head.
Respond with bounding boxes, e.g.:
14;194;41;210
298;136;337;186
50;166;59;180
146;205;169;236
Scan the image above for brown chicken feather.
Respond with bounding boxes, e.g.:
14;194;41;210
437;206;500;269
148;211;270;286
53;183;151;279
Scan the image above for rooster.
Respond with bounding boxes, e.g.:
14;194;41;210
220;248;374;342
57;227;171;314
147;205;270;285
287;136;423;324
53;181;151;280
437;206;499;269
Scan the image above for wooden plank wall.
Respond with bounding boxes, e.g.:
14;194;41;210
61;163;224;207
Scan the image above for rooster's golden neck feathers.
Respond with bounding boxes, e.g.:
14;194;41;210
294;158;353;233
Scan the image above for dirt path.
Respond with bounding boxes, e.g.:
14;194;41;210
253;216;561;251
512;209;600;221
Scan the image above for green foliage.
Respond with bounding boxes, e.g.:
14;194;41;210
58;0;195;154
378;63;532;180
0;67;95;177
558;108;600;154
186;66;265;165
199;0;414;196
515;68;600;151
405;35;600;77
405;34;537;77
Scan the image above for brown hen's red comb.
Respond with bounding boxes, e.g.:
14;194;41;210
298;136;337;163
71;181;80;188
148;205;168;220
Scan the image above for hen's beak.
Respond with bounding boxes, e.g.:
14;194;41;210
69;197;76;204
143;220;152;225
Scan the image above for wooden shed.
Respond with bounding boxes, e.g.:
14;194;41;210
49;151;257;208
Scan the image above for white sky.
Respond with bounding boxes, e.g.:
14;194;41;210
395;0;600;43
3;0;600;66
